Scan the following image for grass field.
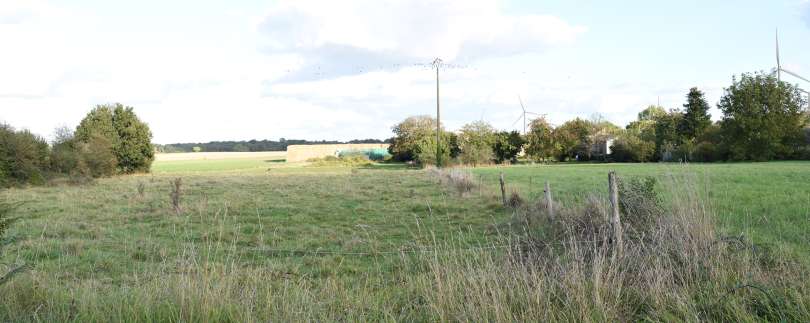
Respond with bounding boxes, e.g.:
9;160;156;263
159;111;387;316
1;157;809;321
472;162;810;260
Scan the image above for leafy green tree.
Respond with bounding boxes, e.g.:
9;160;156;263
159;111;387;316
389;116;439;162
679;87;712;140
718;72;808;161
610;131;655;162
492;131;524;163
524;118;555;162
553;118;593;161
51;128;117;179
414;131;451;167
75;103;154;173
447;132;461;159
458;121;496;166
0;124;49;186
111;104;154;173
75;106;118;146
654;110;683;161
192;146;202;153
626;105;665;143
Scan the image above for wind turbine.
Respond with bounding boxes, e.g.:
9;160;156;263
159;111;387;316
775;29;810;98
512;96;546;135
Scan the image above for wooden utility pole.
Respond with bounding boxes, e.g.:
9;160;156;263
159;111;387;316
433;58;442;168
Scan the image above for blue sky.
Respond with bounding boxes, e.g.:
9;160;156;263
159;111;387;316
1;0;808;143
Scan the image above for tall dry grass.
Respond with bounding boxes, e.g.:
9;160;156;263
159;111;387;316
414;172;810;321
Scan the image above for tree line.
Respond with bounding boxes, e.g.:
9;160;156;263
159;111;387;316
389;71;810;166
156;138;389;153
1;103;154;187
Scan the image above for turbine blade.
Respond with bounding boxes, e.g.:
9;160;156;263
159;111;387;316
776;28;781;69
781;68;810;83
512;114;524;127
518;95;526;112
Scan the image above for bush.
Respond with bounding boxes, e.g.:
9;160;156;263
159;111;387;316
610;134;654;162
75;103;154;174
692;141;721;162
458;121;496;167
0;124;49;187
50;133;117;181
492;131;524;164
415;133;451;167
428;167;476;196
618;176;661;235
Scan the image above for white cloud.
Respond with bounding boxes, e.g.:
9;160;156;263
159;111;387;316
259;0;586;80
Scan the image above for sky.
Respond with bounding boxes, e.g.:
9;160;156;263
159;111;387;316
1;0;809;144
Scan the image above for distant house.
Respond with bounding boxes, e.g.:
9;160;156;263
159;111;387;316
589;129;616;160
590;138;615;160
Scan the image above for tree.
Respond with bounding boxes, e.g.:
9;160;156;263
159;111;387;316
679;87;712;140
75;106;118;146
458;121;496;166
389;116;439;162
718;72;808;161
75;103;154;173
414;131;451;167
0;124;49;186
111;104;154;173
524;118;555;162
653;110;683;161
610;131;655;162
492;131;524;163
50;128;117;179
553;118;593;161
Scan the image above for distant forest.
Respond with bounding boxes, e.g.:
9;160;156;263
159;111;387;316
155;138;391;153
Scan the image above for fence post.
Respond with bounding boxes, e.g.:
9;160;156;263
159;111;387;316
499;173;507;207
544;181;554;219
608;171;623;259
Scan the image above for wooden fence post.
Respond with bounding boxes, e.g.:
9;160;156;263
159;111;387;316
544;181;554;219
499;173;507;207
608;171;623;259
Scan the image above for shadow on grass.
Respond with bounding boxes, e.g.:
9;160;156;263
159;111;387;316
264;159;286;163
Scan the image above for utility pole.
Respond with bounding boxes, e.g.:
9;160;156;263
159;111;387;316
433;58;442;167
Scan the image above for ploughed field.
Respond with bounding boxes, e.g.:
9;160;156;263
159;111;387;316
1;157;808;321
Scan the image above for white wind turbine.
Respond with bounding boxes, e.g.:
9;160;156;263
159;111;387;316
775;29;809;99
511;95;546;135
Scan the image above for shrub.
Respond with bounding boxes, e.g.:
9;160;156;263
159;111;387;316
415;133;451;167
428;167;476;196
692;141;720;162
169;178;182;214
492;131;524;164
617;176;661;235
610;133;655;162
458;121;496;167
0;124;49;187
75;103;154;174
50;133;117;181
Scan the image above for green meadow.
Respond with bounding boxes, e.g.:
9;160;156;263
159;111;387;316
1;157;809;321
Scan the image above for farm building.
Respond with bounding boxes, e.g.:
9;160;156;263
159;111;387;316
286;143;390;162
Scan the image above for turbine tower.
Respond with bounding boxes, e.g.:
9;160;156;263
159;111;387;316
512;96;546;135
